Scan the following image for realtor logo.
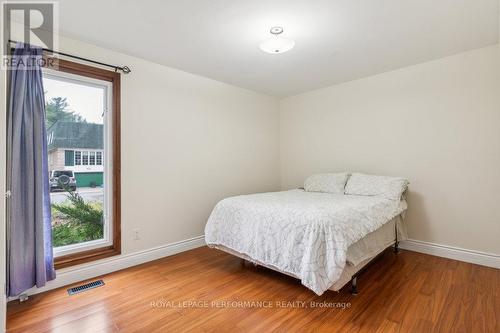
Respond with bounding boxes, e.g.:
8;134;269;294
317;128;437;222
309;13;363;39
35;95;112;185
1;1;59;68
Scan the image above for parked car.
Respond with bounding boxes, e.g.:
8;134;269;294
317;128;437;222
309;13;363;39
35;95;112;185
49;170;77;192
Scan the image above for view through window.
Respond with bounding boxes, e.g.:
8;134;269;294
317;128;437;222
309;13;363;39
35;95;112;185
44;72;110;254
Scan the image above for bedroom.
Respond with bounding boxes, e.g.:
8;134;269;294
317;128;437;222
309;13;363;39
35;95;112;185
0;0;499;332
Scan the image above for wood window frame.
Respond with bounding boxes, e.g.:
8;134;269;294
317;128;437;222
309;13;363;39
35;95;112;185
44;57;121;269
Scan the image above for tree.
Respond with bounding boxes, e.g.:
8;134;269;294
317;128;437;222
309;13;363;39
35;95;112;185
51;188;104;247
52;188;103;225
45;97;85;128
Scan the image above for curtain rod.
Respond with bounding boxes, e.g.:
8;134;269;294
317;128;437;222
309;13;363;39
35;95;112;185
8;39;131;74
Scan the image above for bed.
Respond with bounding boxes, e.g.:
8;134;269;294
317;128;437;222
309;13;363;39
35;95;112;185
205;173;408;295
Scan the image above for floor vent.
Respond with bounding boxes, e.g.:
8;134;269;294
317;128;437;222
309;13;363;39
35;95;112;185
67;279;105;295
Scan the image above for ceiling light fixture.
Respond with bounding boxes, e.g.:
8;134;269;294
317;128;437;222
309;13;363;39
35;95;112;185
259;27;295;54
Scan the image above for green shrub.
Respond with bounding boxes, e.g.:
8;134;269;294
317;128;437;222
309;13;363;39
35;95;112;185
51;189;104;247
52;222;103;247
52;190;103;225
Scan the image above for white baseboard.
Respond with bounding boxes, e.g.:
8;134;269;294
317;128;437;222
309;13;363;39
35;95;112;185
14;235;206;299
399;239;500;269
12;236;497;301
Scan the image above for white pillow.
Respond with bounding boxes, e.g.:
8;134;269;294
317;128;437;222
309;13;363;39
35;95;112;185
304;173;349;194
345;173;408;200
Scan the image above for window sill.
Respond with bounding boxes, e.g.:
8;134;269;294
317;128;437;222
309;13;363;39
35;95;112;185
54;245;121;270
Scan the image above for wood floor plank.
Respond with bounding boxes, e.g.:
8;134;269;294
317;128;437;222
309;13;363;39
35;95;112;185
7;247;500;333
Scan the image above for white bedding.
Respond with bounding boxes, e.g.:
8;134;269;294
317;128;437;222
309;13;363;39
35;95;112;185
205;189;407;295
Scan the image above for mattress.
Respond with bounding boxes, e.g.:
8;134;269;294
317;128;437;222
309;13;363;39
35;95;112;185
346;214;406;266
212;213;406;292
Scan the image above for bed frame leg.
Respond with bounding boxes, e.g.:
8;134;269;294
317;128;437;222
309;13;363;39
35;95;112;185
350;277;358;295
393;241;400;253
393;222;400;253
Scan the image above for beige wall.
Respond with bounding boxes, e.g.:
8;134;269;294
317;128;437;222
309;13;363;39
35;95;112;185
58;37;280;254
14;35;280;257
280;44;500;255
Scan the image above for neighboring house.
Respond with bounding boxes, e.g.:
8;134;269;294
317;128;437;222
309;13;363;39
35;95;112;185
47;121;104;188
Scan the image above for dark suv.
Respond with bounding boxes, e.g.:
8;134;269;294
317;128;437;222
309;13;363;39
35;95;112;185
49;170;77;192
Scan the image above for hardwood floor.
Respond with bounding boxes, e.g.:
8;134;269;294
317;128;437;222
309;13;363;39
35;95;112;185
7;247;500;332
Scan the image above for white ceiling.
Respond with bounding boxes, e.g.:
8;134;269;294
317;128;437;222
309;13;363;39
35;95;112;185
59;0;499;97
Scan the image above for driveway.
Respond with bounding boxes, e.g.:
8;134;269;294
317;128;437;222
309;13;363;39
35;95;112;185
50;187;104;204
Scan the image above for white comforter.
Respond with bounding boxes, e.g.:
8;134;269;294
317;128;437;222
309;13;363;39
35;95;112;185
205;189;407;295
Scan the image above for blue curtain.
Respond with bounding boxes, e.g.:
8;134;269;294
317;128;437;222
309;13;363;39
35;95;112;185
7;43;56;297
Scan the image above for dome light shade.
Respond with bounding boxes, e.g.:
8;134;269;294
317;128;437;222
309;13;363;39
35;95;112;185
259;37;295;54
259;27;295;54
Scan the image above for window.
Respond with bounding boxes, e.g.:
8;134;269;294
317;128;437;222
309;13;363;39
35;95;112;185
75;151;81;165
73;150;103;166
43;58;121;269
82;151;89;165
89;151;96;165
96;151;102;165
